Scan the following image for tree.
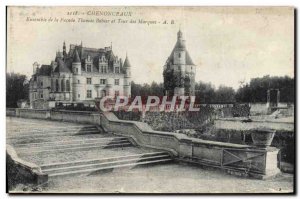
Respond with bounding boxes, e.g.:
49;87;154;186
236;75;294;103
215;85;236;103
6;73;29;108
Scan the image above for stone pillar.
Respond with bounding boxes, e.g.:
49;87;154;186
264;147;281;179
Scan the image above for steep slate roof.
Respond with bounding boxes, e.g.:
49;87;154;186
73;49;81;63
37;65;52;76
41;43;124;75
54;58;71;73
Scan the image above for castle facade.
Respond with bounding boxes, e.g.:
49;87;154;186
29;42;131;108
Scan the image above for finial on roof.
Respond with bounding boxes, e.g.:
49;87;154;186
111;42;112;50
80;41;83;46
177;27;183;39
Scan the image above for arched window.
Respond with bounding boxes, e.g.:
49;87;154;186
56;79;59;92
66;80;70;91
61;79;65;92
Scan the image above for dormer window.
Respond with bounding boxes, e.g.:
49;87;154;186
100;65;107;73
87;64;92;72
115;67;120;73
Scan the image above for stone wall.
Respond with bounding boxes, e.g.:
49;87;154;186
8;108;101;125
7;145;47;190
215;118;294;132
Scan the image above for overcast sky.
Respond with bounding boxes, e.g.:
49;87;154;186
7;6;294;89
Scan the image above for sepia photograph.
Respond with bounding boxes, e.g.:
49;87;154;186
5;6;295;194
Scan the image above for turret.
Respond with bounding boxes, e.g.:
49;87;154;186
72;49;81;75
123;54;131;97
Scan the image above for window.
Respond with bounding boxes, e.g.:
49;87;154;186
100;79;106;85
87;78;92;84
100;65;107;73
75;68;78;73
114;79;119;85
66;80;70;91
87;64;92;72
40;81;43;87
87;90;92;98
115;91;120;97
78;94;80;98
40;93;43;98
115;67;120;73
78;80;80;84
61;79;65;91
179;52;181;58
101;90;106;97
56;79;59;92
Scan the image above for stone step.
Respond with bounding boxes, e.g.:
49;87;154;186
43;154;170;175
48;158;173;177
14;136;127;148
9;126;97;134
7;129;101;139
17;141;133;155
16;138;130;152
41;151;169;170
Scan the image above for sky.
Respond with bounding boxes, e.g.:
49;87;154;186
7;6;294;89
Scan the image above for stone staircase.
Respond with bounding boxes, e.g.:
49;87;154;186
8;125;101;140
41;151;172;177
11;124;173;179
16;137;133;155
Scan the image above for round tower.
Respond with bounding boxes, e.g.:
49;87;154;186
72;49;81;75
72;49;82;101
123;54;131;97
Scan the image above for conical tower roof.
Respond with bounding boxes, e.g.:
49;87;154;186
73;49;81;63
123;54;131;68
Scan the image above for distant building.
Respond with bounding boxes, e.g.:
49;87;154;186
29;42;131;108
163;30;196;96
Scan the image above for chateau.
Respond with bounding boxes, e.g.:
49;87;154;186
29;42;131;109
163;30;196;96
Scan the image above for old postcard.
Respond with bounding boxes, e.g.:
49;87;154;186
6;6;295;194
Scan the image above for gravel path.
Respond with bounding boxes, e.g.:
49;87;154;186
40;163;294;193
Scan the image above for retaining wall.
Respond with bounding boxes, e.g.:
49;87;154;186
8;108;101;125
